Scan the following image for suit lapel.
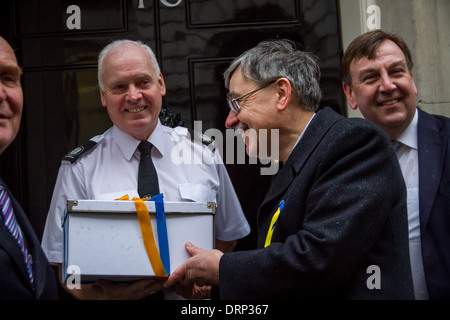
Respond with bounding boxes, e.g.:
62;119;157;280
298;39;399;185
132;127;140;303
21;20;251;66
417;108;446;228
0;222;28;272
258;108;342;220
0;204;31;289
0;179;37;295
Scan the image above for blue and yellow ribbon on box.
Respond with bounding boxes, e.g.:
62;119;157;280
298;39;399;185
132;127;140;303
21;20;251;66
116;193;170;279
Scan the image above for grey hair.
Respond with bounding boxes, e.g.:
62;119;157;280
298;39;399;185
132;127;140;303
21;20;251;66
224;39;322;111
97;39;161;91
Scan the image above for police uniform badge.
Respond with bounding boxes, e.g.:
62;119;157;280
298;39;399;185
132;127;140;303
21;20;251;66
62;140;97;163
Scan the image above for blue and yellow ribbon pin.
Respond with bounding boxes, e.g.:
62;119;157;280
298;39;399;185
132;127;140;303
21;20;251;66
264;200;285;247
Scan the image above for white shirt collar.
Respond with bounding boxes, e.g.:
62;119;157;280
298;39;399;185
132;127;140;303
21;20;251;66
397;108;418;150
112;119;165;160
290;112;316;156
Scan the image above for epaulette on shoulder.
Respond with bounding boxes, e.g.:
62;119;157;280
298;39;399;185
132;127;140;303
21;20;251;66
62;140;97;163
188;129;215;147
172;126;215;147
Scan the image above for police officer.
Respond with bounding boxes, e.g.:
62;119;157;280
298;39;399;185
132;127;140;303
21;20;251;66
41;39;249;300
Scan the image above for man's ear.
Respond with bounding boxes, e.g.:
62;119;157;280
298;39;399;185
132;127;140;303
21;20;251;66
342;82;358;110
158;73;167;96
410;72;418;96
276;78;292;111
100;90;107;107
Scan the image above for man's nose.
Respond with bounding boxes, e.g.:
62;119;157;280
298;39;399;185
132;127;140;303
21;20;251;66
379;75;397;92
0;83;7;102
126;85;142;101
225;110;239;129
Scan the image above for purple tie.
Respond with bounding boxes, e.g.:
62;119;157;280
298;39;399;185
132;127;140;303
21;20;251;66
0;186;34;289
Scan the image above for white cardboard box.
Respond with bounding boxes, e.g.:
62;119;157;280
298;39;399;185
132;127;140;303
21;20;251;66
62;199;215;283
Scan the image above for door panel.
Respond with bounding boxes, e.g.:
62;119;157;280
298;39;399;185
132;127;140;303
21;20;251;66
188;0;298;26
4;0;344;249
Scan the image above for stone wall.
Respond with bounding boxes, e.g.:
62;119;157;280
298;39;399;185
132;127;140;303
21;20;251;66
339;0;450;118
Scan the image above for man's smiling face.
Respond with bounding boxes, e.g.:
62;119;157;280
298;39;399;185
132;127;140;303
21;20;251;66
343;39;418;139
0;37;23;155
100;44;166;141
224;68;279;159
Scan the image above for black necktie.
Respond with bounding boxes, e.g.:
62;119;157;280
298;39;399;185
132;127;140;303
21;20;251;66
137;141;159;198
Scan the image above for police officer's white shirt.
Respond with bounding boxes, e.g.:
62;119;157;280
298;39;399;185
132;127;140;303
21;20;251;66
41;120;250;264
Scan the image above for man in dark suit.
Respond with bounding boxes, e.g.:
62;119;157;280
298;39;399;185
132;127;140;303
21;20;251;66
342;30;450;300
0;36;57;299
164;39;414;299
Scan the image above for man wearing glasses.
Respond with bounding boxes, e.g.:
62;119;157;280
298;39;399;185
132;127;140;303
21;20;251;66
164;39;414;299
226;79;278;160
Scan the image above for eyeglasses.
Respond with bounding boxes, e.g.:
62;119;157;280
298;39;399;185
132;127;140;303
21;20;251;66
226;79;277;114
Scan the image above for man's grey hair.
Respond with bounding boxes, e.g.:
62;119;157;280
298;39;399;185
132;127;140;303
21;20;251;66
224;39;322;111
97;39;161;91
